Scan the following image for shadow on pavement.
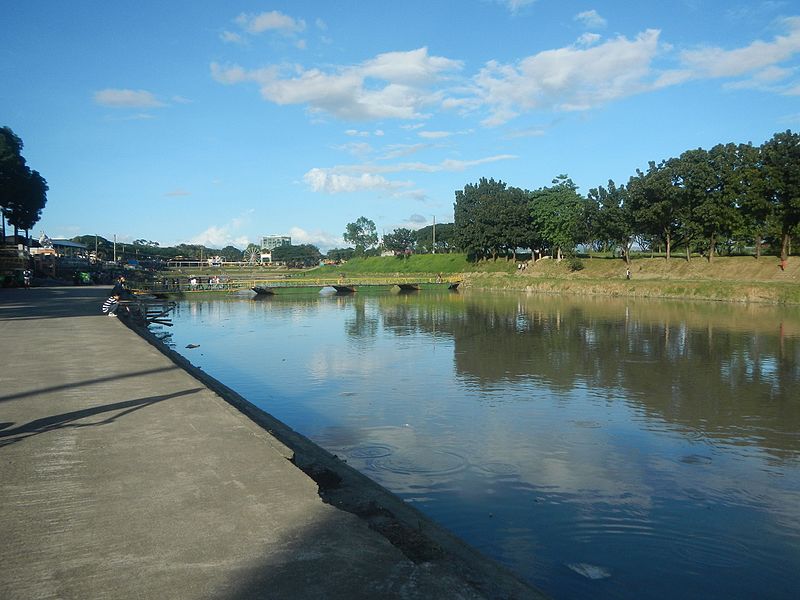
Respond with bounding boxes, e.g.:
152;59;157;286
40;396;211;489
0;286;109;319
0;365;181;404
0;387;204;447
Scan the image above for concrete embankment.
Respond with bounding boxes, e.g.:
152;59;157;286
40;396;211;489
0;286;545;600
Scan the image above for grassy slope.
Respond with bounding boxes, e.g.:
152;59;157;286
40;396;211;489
315;254;800;304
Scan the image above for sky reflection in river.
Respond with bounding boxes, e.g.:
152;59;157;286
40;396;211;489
160;291;800;599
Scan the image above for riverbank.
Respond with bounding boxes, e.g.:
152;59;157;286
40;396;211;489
461;256;799;304
0;286;544;599
312;255;799;304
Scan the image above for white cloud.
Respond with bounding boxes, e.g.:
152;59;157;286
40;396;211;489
235;11;306;34
380;143;428;159
575;10;607;30
498;0;536;14
334;141;374;157
471;29;662;124
288;226;342;250
189;225;249;248
678;16;800;79
303;153;515;196
210;47;462;121
165;189;190;197
505;126;546;139
94;88;165;108
220;30;244;44
576;32;602;47
303;169;413;193
419;130;453;139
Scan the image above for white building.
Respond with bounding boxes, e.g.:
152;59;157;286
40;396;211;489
261;235;291;251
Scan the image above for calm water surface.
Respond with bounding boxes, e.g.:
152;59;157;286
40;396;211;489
157;290;800;599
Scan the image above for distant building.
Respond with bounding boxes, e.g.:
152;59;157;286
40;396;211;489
52;239;88;258
261;235;291;251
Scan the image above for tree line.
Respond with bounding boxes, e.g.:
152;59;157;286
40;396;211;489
0;126;48;243
453;130;800;263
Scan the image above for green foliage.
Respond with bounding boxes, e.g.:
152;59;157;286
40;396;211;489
271;243;322;266
382;227;415;254
565;255;585;272
529;175;587;258
762;130;800;261
589;179;635;261
0;126;48;238
454;178;531;260
343;216;378;255
326;247;355;262
413;222;456;253
219;245;243;262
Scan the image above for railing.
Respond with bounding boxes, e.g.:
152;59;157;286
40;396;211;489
132;274;462;294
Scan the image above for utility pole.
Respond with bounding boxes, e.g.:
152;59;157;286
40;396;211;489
113;234;117;263
432;216;436;254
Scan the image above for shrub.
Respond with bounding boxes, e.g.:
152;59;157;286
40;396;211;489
566;256;585;272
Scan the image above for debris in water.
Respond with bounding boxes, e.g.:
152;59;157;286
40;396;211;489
185;344;200;349
567;563;611;580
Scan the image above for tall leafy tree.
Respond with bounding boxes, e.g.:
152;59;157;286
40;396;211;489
627;160;681;260
453;178;505;260
0;127;48;243
1;127;27;242
219;245;243;262
529;175;586;260
736;142;772;259
413;222;456;253
761;130;800;262
271;243;322;265
343;216;378;255
382;227;415;254
589;180;635;263
695;143;743;261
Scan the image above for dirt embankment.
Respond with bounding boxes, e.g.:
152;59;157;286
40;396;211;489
461;256;800;304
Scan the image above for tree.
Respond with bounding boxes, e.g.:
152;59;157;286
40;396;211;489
326;247;355;262
1;127;28;242
5;167;48;241
589;180;635;263
696;144;743;261
529;175;586;260
761;130;800;262
414;222;456;253
343;217;378;255
382;227;415;254
628;160;681;260
736;143;772;259
672;148;715;261
219;245;243;262
271;243;322;266
454;178;530;260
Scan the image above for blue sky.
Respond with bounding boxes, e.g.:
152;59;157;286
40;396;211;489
3;1;800;250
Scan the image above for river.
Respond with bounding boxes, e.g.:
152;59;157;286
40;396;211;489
155;290;800;599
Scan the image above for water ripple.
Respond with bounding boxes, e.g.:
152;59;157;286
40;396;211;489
372;448;468;476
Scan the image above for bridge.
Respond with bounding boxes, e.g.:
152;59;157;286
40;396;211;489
133;275;462;296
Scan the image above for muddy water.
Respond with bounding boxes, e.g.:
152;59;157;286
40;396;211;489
159;291;800;599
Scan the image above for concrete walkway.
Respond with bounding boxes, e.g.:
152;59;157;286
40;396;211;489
0;287;543;600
